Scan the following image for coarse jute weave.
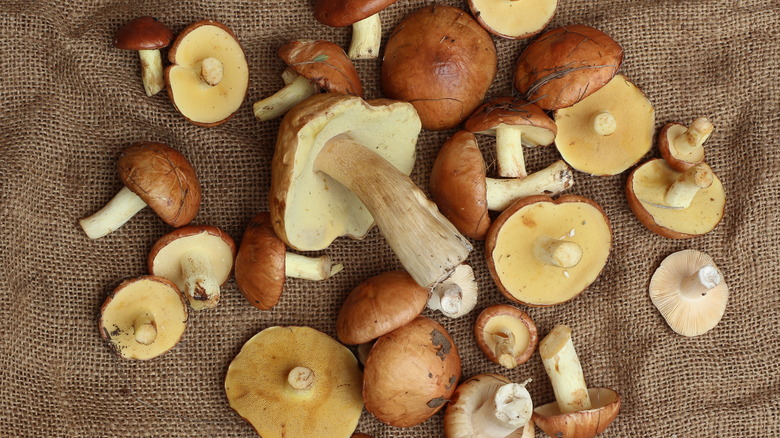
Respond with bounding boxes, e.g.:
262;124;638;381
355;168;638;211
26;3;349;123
1;0;778;436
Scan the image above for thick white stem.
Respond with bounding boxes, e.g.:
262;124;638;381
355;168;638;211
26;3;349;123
540;325;591;414
673;117;713;157
485;160;574;211
79;186;148;239
284;252;343;281
133;315;157;345
348;14;382;59
665;163;713;208
495;125;526;178
681;265;721;299
533;238;583;269
473;382;534;436
200;57;224;86
493;330;518;369
180;251;220;310
591;110;617;136
287;366;315;390
138;49;165;96
253;75;317;122
281;68;298;85
430;283;463;316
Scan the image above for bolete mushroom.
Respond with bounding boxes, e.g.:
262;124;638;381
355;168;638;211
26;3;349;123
485;195;612;306
253;40;363;122
148;225;236;310
626;158;725;239
382;5;497;130
426;264;479;319
649;249;729;336
79;142;201;239
225;326;363;438
658;117;714;172
270;93;471;288
444;373;536;438
468;0;557;39
554;74;655;176
474;304;538;369
234;212;343;311
114;16;173;96
430;131;575;240
165;20;249;126
533;325;620;438
313;0;400;59
98;275;188;360
363;317;461;427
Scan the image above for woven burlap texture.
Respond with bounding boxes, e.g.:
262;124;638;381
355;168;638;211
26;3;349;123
1;0;778;436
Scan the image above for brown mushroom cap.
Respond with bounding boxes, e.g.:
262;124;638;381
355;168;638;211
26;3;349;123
314;0;400;27
474;304;538;367
429;131;489;240
336;271;429;345
116;142;201;227
382;5;497;131
514;25;623;111
279;40;363;96
468;0;557;40
657;120;709;172
114;16;173;50
233;212;286;310
532;387;620;438
363;316;461;427
465;97;557;144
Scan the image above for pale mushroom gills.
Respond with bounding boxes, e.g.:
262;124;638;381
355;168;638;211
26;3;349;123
427;264;478;318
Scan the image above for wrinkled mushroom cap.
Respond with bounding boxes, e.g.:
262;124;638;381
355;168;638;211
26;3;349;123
474;304;538;366
279;40;363;96
466;97;557;146
114;16;173;50
468;0;557;40
234;212;287;310
314;0;401;27
532;387;620;438
117;142;201;227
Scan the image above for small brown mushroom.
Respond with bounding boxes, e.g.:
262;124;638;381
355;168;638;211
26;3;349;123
469;0;557;39
114;16;173;96
658;117;714;172
313;0;400;59
79;142;201;239
474;305;538;369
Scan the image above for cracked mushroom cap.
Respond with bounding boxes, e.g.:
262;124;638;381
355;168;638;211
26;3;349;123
225;326;363;438
279;40;363;96
117;142;201;227
469;0;557;40
465;97;557;145
114;16;173;50
474;304;538;367
98;276;188;360
532;388;620;438
233;212;287;311
314;0;401;27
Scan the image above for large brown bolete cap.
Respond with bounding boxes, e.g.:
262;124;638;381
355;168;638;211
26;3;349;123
514;25;623;111
314;0;400;27
280;40;363;96
382;5;497;130
114;16;173;50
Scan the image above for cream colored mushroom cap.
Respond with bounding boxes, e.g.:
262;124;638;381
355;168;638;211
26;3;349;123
224;326;363;437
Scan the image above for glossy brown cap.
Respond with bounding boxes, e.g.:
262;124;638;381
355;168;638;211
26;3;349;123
234;213;287;310
314;0;400;27
474;304;538;366
280;40;363;96
117;142;201;227
114;16;173;50
465;97;557;140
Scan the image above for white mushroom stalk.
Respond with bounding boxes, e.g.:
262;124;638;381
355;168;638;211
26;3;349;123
138;49;165;97
492;330;518;369
591;110;617;136
672;117;713;157
427;264;477;318
473;380;534;437
133;314;157;346
200;57;224;86
348;14;382;59
79;186;149;239
253;74;318;122
180;250;221;310
287;366;316;390
539;325;591;414
485;160;574;211
665;163;713;208
680;265;721;298
533;237;583;269
494;125;527;178
284;253;343;281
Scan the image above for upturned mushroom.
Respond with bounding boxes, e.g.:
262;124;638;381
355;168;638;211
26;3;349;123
649;249;729;336
474;304;538;369
114;16;173;96
165;20;249;126
658;117;714;171
485;195;612;306
98;275;188;360
313;0;400;59
253;40;363;122
626;159;725;239
234;212;343;311
148;225;236;310
225;326;363;438
444;373;536;438
270;93;471;288
426;264;479;319
469;0;557;39
533;325;620;438
79;142;201;239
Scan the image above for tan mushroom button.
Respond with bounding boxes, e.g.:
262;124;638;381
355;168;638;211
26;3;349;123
474;305;538;369
469;0;557;39
658;117;713;172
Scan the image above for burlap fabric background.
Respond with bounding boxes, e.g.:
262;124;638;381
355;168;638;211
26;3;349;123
1;0;778;436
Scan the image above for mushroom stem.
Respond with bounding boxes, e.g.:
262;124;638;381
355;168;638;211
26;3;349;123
672;117;713;157
533;237;583;268
281;68;298;85
138;49;165;96
79;186;148;239
180;250;221;310
427;264;477;318
680;264;722;299
287;366;315;390
485;160;574;211
200;56;224;86
539;325;591;414
253;74;318;122
348;13;382;59
133;315;157;345
473;381;534;436
493;330;518;369
314;135;472;287
664;163;713;208
495;125;526;178
284;252;344;281
591;110;617;136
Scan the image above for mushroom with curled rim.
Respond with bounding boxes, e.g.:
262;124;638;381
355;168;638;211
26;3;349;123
79;142;201;239
98;276;188;360
514;24;623;111
269;93;471;288
474;304;538;369
444;373;536;438
114;16;173;96
469;0;557;40
426;264;479;319
658;117;714;172
485;195;612;307
626;159;725;239
649;249;729;337
313;0;400;59
234;212;343;311
225;326;363;438
165;20;249;127
533;325;620;438
148;225;236;310
253;40;363;122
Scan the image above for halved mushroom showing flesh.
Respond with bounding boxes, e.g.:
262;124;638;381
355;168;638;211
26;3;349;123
382;5;497;131
313;0;400;59
514;25;623;111
430;131;574;240
445;373;535;438
554;75;655;176
650;249;729;336
225;326;363;438
485;195;611;306
165;20;249;126
98;276;188;360
474;304;538;369
469;0;557;39
626;159;725;239
234;212;342;311
658;117;714;172
79;142;201;239
427;264;478;319
114;16;173;96
270;93;471;288
148;225;236;310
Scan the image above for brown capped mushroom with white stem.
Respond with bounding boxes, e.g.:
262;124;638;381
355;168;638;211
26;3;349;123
113;16;173;96
475;304;538;369
426;264;478;318
658;117;714;171
313;0;401;59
